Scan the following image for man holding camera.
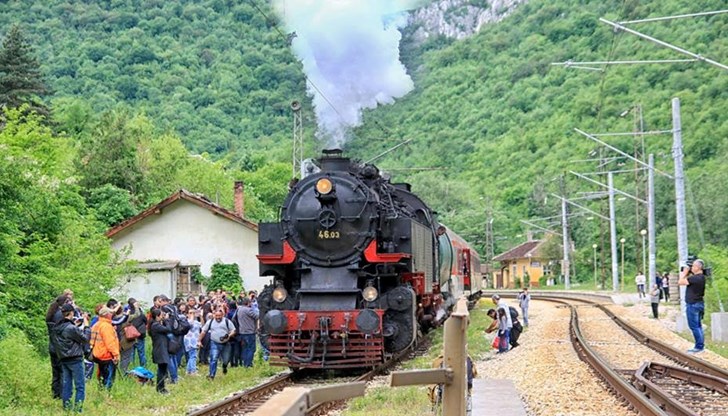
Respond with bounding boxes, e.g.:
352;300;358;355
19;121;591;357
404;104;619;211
678;259;707;353
198;309;236;380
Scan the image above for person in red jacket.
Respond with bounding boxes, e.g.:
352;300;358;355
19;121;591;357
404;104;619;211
90;307;120;390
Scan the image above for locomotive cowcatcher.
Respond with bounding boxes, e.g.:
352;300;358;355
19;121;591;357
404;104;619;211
257;149;478;369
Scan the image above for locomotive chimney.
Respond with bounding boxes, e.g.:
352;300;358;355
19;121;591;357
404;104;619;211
234;181;245;218
319;148;350;171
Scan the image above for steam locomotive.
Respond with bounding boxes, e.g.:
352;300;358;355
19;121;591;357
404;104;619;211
257;149;482;369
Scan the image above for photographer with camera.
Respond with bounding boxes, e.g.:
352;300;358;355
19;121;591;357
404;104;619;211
197;309;236;380
678;258;707;354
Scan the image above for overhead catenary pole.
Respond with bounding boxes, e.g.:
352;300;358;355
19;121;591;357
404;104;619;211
672;98;689;314
608;172;619;292
562;197;571;289
559;175;571;289
648;154;657;290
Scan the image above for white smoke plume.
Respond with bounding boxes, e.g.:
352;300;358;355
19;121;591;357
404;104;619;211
274;0;417;147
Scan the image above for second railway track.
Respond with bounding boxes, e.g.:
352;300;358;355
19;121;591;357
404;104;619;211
538;294;728;415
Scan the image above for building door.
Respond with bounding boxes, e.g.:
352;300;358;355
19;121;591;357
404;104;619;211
177;265;202;296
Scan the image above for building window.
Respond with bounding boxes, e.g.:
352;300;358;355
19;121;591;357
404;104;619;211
177;265;202;296
530;261;541;267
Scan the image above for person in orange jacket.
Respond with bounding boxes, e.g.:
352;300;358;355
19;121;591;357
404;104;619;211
90;307;120;390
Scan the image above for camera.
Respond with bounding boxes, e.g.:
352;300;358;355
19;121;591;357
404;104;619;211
684;255;712;277
220;334;230;343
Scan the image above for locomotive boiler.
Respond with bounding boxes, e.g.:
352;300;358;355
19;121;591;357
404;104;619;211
257;149;481;369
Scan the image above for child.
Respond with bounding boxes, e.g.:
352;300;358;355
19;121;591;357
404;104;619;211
497;308;509;353
184;310;202;375
649;284;660;319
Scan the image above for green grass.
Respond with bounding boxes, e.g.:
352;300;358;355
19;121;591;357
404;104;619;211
343;301;493;416
0;332;282;416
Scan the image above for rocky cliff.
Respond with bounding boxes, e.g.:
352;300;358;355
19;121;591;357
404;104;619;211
407;0;527;42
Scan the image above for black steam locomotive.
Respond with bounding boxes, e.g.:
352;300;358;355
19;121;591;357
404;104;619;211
257;149;479;369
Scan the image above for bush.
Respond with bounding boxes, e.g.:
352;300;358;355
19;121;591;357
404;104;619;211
207;262;243;294
0;329;50;410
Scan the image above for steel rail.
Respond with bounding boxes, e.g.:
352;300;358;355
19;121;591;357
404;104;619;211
563;299;666;415
519;291;728;380
188;372;294;416
633;361;728;416
488;292;711;415
595;302;728;380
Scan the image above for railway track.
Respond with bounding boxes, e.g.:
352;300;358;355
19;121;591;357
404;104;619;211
538;295;728;415
187;333;432;416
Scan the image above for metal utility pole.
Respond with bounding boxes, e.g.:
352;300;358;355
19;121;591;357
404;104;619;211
484;206;495;289
672;98;688;314
561;197;571;289
648;154;657;291
559;175;571;289
291;101;303;178
608;172;619;292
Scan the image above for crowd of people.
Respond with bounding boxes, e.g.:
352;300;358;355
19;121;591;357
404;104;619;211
45;288;263;412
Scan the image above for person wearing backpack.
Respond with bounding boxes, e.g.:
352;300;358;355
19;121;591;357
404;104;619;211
198;309;236;380
508;306;523;349
161;298;190;384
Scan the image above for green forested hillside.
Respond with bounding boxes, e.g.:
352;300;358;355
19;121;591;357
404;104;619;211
352;0;727;280
0;0;311;156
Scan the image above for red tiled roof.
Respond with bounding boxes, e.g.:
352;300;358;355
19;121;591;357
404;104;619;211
493;240;543;262
105;189;258;238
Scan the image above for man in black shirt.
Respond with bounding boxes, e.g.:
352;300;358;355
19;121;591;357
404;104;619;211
678;259;706;353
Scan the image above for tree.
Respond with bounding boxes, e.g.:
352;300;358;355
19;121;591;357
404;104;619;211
0;25;49;116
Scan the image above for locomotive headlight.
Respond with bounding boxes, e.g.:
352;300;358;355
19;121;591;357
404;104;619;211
272;286;288;303
362;285;378;302
315;178;333;195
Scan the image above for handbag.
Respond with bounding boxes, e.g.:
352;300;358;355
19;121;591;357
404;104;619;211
168;336;181;354
491;336;499;350
123;324;142;341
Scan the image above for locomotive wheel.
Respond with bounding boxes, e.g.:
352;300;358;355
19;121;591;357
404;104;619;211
384;288;417;352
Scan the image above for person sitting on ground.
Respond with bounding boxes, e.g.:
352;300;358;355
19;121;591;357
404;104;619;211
429;352;478;412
